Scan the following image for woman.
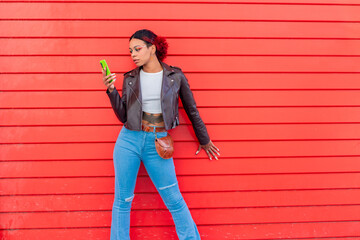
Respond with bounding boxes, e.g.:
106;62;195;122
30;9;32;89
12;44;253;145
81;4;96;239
102;29;220;240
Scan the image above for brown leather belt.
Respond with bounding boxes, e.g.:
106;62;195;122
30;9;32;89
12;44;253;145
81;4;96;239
141;123;167;133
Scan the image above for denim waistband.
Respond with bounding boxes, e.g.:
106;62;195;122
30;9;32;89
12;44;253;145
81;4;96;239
141;124;167;133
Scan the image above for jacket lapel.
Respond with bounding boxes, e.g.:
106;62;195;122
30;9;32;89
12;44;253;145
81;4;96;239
127;61;175;105
127;65;141;104
160;61;176;100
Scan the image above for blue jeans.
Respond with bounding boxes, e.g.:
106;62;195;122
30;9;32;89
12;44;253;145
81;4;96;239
110;125;201;240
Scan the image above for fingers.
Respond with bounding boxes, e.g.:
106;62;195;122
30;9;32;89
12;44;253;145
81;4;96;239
105;73;116;82
102;70;117;89
213;144;220;152
196;145;213;160
106;79;116;89
105;76;116;86
205;149;212;160
195;145;201;155
195;141;221;161
205;142;220;160
104;73;116;84
209;142;220;156
208;148;218;160
211;145;220;157
106;73;115;79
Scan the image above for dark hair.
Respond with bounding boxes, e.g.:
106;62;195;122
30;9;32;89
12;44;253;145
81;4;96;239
129;29;168;62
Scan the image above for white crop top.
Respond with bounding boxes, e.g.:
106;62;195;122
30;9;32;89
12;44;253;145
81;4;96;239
139;68;163;114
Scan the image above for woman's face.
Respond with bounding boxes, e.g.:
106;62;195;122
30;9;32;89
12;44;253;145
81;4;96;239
129;38;155;66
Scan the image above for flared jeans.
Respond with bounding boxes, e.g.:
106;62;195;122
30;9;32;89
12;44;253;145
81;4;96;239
110;125;201;240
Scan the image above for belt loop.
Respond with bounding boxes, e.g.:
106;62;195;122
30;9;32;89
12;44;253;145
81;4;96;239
153;126;157;139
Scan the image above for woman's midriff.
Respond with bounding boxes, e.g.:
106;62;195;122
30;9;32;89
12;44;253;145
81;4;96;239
142;111;165;127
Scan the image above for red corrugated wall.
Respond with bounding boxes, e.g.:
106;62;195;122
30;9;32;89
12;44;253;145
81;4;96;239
1;1;360;239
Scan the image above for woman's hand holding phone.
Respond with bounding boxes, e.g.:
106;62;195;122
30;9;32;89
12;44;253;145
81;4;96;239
102;67;116;93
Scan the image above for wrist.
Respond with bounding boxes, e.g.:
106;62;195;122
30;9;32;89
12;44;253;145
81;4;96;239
108;86;115;93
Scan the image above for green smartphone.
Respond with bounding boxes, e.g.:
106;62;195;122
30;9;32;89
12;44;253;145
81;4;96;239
100;59;113;83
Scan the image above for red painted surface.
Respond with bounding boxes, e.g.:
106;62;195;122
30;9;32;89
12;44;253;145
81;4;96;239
1;1;360;239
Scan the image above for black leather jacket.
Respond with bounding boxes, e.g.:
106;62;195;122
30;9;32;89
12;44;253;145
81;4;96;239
106;60;210;145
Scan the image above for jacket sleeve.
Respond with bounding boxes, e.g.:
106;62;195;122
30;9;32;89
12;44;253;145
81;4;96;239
179;72;210;145
106;76;127;124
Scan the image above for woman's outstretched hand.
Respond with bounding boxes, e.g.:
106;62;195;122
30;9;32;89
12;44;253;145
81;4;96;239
195;140;220;160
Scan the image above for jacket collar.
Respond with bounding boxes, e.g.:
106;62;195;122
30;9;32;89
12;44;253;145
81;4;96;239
128;60;175;77
126;60;176;107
